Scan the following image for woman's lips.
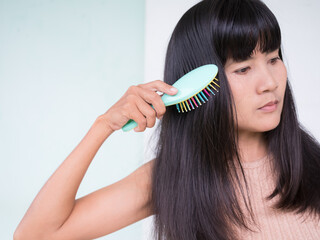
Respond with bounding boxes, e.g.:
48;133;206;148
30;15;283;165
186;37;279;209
258;100;279;112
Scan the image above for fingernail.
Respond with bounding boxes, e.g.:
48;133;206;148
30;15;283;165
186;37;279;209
170;87;178;93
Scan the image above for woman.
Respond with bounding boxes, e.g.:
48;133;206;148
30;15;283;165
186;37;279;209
14;0;320;239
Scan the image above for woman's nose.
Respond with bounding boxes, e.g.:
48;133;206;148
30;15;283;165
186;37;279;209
256;66;278;94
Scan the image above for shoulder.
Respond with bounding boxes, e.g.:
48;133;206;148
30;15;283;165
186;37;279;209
129;159;155;192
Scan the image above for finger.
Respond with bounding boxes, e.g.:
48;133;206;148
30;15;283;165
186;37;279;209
134;96;157;129
139;80;178;95
126;95;157;131
127;103;147;132
136;87;166;119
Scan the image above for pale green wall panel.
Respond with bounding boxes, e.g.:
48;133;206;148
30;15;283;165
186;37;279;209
0;0;145;239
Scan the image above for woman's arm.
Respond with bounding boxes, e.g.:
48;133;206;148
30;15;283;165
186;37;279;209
14;116;154;240
14;80;177;240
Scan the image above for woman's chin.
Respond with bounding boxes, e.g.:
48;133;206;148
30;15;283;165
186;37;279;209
238;118;281;133
256;118;281;132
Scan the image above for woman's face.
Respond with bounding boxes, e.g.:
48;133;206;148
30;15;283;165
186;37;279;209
224;48;287;134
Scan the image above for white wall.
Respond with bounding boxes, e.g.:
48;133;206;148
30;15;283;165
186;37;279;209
143;0;320;239
0;1;145;239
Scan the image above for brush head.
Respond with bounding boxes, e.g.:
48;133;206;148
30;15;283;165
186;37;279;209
161;64;219;113
122;64;219;131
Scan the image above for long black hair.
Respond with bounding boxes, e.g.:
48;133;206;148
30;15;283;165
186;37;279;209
150;0;320;239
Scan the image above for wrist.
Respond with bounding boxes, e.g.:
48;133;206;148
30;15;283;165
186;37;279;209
94;115;115;138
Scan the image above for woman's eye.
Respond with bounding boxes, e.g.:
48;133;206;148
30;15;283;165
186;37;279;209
235;67;250;74
270;57;280;64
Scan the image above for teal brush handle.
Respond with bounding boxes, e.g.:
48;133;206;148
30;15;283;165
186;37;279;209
122;119;139;131
122;64;218;132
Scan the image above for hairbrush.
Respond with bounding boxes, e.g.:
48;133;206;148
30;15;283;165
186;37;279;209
122;64;219;132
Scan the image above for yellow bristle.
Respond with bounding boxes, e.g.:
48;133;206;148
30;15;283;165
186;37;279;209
194;95;202;105
179;102;184;113
209;83;218;91
182;101;188;112
212;81;220;88
185;100;191;111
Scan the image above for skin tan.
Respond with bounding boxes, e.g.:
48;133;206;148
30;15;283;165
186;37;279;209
224;48;287;162
14;81;177;240
14;49;287;240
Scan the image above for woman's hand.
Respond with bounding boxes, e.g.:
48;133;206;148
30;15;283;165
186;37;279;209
100;80;178;132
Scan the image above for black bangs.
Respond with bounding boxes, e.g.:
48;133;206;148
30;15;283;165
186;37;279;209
212;0;281;64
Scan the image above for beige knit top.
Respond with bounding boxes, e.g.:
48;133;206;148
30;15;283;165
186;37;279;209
233;155;320;240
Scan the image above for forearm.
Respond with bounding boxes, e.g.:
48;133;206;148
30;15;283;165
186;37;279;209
15;116;114;238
